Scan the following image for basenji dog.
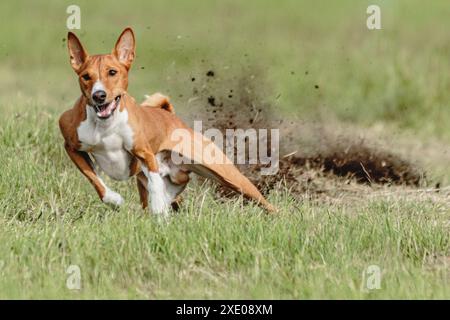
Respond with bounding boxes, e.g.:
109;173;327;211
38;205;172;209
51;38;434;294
59;27;275;214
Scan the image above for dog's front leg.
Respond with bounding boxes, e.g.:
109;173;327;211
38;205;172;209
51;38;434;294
64;143;124;207
136;171;187;211
133;148;171;215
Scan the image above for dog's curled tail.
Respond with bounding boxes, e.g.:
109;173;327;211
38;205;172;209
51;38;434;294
141;93;175;113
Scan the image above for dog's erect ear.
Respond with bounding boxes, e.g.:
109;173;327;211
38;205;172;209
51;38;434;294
113;27;135;69
67;32;88;72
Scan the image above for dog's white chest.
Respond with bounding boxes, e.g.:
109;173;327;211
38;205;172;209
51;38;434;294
77;106;134;181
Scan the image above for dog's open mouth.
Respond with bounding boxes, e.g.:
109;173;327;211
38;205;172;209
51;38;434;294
94;95;121;119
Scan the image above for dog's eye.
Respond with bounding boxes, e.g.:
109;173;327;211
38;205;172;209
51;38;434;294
108;69;117;76
82;74;91;81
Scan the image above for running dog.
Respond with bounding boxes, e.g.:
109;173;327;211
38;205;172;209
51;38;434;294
59;27;275;214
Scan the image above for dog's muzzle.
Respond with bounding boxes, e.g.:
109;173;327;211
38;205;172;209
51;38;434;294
93;95;121;119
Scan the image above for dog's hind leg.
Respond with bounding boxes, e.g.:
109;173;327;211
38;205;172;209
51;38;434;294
136;171;148;209
162;175;188;211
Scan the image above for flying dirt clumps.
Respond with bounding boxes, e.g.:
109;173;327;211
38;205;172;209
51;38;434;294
185;67;425;198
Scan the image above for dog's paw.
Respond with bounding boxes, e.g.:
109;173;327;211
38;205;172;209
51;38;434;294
149;196;171;215
102;189;124;207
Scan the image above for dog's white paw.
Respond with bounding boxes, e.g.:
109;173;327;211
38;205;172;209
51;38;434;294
102;189;124;207
150;196;170;215
142;167;171;215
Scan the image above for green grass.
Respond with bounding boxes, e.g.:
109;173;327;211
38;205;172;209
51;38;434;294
0;0;450;299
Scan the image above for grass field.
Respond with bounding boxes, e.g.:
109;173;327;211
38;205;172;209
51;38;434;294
0;0;450;299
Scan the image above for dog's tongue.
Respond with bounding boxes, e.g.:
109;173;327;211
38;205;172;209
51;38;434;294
97;100;116;118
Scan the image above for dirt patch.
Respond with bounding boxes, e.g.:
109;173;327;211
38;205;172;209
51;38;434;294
241;149;422;198
185;67;425;198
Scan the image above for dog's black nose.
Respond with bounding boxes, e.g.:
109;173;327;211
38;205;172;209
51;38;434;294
92;90;107;104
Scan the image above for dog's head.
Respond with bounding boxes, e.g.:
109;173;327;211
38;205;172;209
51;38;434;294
67;28;135;119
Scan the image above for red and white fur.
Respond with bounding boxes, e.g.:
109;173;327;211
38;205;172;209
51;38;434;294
59;28;275;215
